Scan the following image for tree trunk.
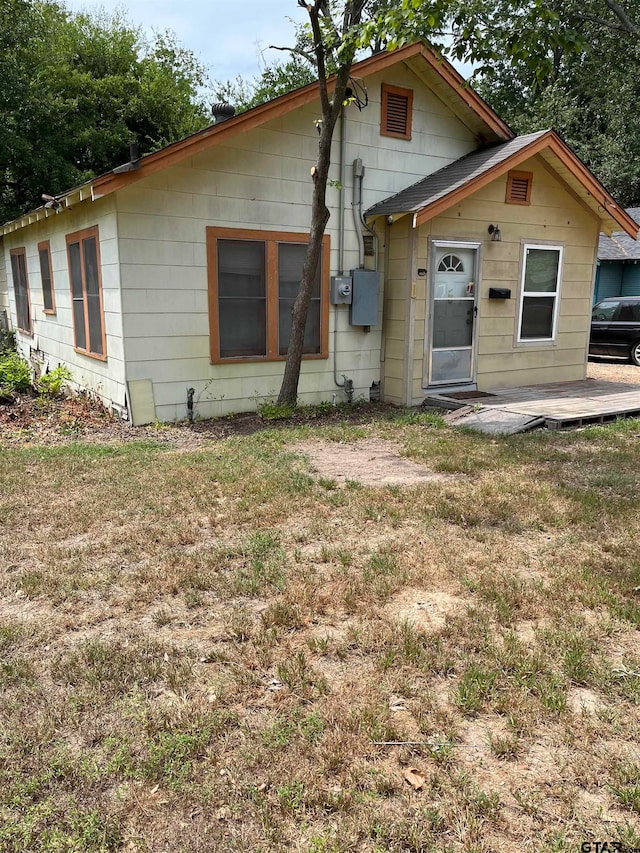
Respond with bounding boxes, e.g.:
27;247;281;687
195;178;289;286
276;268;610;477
276;0;362;408
277;122;333;406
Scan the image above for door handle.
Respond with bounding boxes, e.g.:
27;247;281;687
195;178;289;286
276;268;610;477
473;306;478;317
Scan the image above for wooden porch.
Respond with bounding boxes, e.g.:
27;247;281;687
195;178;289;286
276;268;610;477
430;376;640;430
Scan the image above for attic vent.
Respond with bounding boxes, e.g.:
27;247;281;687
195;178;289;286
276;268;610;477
381;84;413;140
506;170;533;205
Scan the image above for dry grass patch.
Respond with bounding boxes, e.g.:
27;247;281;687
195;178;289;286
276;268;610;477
2;413;640;851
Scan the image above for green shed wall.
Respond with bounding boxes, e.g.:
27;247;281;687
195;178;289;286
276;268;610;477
622;262;640;296
594;261;623;301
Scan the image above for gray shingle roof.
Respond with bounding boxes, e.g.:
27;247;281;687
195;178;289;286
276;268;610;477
599;207;640;260
365;130;548;218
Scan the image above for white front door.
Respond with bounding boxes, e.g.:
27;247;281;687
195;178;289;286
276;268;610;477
425;244;479;387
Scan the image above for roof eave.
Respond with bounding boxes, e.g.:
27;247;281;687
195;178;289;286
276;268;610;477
0;41;514;235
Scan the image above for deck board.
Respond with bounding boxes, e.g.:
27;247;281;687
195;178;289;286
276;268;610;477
432;378;640;430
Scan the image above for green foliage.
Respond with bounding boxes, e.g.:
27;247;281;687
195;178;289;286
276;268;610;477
257;400;297;420
38;365;73;398
0;351;31;397
1;1;209;223
470;0;640;205
215;52;316;112
0;801;122;852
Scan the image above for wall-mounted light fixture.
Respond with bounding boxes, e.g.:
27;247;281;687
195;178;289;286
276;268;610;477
488;224;502;242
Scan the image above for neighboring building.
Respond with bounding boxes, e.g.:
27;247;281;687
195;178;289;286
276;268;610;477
595;206;640;303
0;42;637;422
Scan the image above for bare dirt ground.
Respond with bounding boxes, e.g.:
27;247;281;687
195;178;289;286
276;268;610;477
295;438;456;487
587;356;640;383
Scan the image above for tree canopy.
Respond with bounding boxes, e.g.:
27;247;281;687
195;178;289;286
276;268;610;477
0;0;210;224
461;1;640;206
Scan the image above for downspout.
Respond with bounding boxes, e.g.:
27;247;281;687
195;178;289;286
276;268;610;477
334;106;347;391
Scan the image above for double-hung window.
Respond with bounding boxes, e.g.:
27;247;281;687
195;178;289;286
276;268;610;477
518;245;563;342
66;226;107;359
10;248;32;334
207;227;329;362
38;241;56;314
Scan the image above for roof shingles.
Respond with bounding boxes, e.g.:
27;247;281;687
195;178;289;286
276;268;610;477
598;207;640;260
366;131;548;218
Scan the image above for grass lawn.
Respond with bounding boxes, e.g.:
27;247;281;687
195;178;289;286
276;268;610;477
1;408;640;851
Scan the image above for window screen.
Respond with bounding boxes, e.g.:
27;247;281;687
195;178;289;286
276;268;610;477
67;227;106;358
278;243;321;355
10;249;31;333
68;241;87;352
217;240;266;358
83;237;104;356
39;243;55;313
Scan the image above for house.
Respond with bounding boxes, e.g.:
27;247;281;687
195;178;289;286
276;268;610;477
595;207;640;303
1;42;637;423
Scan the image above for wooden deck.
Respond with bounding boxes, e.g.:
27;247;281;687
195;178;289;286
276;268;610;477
434;378;640;429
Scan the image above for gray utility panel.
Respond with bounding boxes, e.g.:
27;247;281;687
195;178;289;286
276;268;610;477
350;269;381;326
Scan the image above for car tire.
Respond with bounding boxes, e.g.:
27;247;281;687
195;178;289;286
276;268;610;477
630;340;640;366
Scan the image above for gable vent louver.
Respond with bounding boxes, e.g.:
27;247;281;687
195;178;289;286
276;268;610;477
385;93;409;136
381;84;413;139
506;171;533;205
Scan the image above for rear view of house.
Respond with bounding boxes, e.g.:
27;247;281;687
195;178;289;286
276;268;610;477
1;42;636;423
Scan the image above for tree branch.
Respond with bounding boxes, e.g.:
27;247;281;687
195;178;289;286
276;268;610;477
602;0;640;36
306;1;330;116
268;44;317;66
575;12;632;32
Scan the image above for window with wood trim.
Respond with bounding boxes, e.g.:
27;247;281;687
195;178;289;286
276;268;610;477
207;227;329;363
38;241;56;314
9;248;32;334
381;84;413;140
506;170;533;205
518;245;563;342
66;226;107;359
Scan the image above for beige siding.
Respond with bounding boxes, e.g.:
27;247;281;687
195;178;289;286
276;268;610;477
381;217;412;404
116;63;479;420
0;244;8;318
403;155;600;402
1;198;126;410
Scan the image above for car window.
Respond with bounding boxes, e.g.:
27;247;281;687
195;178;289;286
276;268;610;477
618;302;640;321
592;300;619;321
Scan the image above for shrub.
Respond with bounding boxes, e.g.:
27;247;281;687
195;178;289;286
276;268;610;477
0;351;31;397
38;365;72;398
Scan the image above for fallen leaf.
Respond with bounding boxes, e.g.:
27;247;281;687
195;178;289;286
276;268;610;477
403;767;426;790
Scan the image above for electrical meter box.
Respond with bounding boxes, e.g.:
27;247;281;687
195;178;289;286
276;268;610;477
330;275;353;304
349;270;381;326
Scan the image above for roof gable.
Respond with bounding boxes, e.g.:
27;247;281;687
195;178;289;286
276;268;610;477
92;43;512;199
366;130;639;240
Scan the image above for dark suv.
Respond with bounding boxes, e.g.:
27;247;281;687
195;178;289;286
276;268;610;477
589;296;640;366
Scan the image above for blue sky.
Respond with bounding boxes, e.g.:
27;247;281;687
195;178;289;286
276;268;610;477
63;0;309;82
61;1;473;89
